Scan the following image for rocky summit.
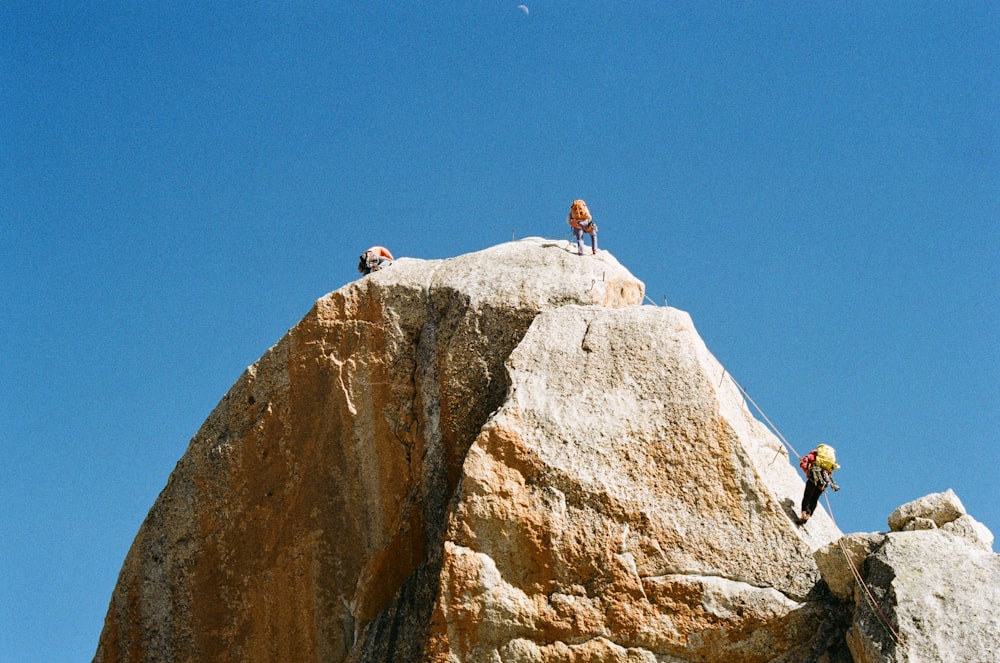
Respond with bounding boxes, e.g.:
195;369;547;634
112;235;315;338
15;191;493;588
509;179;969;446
94;239;998;662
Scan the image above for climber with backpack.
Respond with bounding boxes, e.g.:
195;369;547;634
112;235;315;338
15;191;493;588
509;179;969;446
798;444;840;524
567;199;598;255
358;246;394;275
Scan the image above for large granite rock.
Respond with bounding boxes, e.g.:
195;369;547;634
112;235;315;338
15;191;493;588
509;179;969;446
427;304;843;662
94;239;843;663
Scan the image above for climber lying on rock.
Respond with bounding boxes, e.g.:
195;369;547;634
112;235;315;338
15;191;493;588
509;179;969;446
358;246;394;275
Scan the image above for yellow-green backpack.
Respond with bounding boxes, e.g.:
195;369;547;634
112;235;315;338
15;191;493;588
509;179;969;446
815;444;840;471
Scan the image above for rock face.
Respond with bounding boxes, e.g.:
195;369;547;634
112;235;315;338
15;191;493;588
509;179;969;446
848;531;1000;663
816;491;1000;663
95;239;848;662
426;305;844;662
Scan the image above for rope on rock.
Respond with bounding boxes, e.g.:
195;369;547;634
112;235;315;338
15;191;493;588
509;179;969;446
720;368;908;651
720;369;801;461
824;493;908;651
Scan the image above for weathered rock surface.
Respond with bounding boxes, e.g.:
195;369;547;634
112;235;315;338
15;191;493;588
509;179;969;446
845;529;1000;663
885;489;994;552
427;304;844;662
815;491;1000;663
814;533;884;602
887;489;966;532
95;238;848;662
942;514;995;553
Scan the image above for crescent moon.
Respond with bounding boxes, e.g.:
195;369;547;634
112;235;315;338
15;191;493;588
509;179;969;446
517;4;529;15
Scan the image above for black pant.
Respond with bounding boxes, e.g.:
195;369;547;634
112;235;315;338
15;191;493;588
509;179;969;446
801;479;824;516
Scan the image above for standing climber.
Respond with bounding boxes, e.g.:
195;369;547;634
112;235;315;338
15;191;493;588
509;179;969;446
567;199;598;255
358;246;394;275
798;444;840;524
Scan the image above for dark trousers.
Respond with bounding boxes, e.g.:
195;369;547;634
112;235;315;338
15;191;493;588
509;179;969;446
801;479;824;516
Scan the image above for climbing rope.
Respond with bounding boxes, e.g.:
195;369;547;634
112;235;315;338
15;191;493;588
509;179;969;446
824;493;908;651
718;367;907;652
718;369;802;461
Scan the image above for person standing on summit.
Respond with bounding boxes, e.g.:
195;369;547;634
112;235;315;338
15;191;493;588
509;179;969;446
567;199;598;255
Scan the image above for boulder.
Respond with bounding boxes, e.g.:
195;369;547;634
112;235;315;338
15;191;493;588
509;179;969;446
813;493;1000;662
814;533;885;601
887;489;965;532
846;529;1000;663
942;514;995;553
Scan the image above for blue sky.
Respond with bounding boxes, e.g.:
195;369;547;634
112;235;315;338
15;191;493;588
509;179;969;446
2;2;997;661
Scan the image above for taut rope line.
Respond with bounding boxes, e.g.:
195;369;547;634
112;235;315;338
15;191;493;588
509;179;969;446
824;493;907;651
719;369;801;461
719;368;907;652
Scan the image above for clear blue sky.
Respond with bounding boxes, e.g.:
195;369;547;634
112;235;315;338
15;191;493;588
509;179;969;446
2;3;996;661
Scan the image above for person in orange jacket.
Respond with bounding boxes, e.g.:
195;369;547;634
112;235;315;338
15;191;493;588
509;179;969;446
358;246;394;275
567;199;598;255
